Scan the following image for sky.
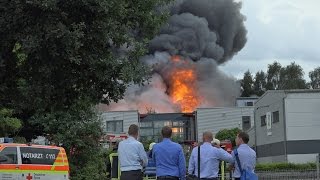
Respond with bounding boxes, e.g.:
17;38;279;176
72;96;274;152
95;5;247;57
220;0;320;81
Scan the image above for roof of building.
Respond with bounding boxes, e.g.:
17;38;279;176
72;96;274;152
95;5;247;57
196;106;254;110
236;97;259;100
140;113;194;121
256;89;320;104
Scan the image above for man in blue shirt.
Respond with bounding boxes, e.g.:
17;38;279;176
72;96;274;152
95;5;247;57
230;132;256;180
188;131;233;180
153;126;186;180
118;124;148;180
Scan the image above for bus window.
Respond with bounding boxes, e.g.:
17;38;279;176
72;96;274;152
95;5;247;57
20;147;60;165
0;147;18;164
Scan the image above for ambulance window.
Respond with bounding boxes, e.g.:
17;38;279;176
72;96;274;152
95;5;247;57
0;147;18;164
20;147;60;165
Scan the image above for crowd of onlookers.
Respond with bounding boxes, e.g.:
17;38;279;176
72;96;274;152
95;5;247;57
114;124;257;180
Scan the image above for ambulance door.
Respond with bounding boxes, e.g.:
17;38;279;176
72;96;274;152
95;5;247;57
0;146;19;179
18;146;65;180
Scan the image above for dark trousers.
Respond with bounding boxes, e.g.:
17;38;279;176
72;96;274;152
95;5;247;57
157;176;179;180
120;170;142;180
235;178;240;180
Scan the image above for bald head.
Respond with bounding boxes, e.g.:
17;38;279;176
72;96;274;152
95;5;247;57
203;131;213;142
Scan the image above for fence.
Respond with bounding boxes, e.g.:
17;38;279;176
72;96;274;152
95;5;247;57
256;169;319;180
217;169;319;180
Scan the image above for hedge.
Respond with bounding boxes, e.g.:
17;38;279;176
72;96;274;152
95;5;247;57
256;162;317;171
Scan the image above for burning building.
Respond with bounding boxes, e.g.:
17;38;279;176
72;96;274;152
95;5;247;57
102;0;247;113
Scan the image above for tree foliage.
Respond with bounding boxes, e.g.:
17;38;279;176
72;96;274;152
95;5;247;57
309;67;320;89
1;0;170;179
253;71;266;96
241;61;309;97
1;0;169;121
241;70;254;97
279;62;307;89
266;61;282;90
215;128;241;147
30;99;107;179
0;108;22;137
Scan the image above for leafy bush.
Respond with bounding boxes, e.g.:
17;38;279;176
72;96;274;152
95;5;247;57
256;163;316;171
215;128;241;147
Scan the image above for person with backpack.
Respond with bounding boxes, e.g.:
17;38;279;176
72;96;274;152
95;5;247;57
230;132;257;180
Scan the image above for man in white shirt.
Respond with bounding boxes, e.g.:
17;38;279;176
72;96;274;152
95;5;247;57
230;132;256;180
188;132;233;180
118;124;148;180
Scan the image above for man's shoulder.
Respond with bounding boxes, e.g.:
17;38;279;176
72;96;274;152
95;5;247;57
156;140;181;149
131;138;143;146
239;144;256;154
249;147;256;155
171;141;183;149
119;138;142;145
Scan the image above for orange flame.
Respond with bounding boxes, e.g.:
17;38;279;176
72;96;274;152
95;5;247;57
169;56;200;112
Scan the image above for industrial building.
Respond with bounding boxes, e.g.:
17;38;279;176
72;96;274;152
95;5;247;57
100;107;254;143
254;89;320;163
196;107;254;141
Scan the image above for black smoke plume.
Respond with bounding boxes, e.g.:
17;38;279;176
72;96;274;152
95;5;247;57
105;0;247;113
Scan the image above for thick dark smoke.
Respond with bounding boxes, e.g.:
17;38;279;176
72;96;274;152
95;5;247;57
105;0;247;113
151;0;247;63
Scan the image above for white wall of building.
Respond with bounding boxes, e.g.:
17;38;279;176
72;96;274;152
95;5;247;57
285;92;320;141
236;98;258;107
254;90;320;163
196;107;254;141
100;111;139;134
287;154;319;164
257;155;287;163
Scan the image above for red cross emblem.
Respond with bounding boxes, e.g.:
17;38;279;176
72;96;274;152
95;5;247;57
26;173;33;180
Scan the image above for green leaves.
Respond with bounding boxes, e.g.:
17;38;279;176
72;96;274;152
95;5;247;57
256;163;316;171
1;0;170;114
309;67;320;89
215;128;240;147
0;108;22;137
29;99;106;179
241;61;309;97
241;70;254;97
1;0;170;179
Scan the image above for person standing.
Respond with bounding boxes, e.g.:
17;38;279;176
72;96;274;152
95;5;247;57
230;132;256;180
188;131;233;180
153;126;186;180
118;124;148;180
145;142;157;177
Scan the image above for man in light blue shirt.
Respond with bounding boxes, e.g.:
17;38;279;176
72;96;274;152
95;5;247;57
153;126;186;180
230;132;256;180
188;131;233;180
118;124;148;180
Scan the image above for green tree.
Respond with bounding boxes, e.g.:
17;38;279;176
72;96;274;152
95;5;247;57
0;108;22;137
279;62;307;89
31;99;106;179
253;70;266;96
309;67;320;89
215;128;241;147
0;0;169;134
1;0;170;179
241;70;254;97
266;61;282;90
